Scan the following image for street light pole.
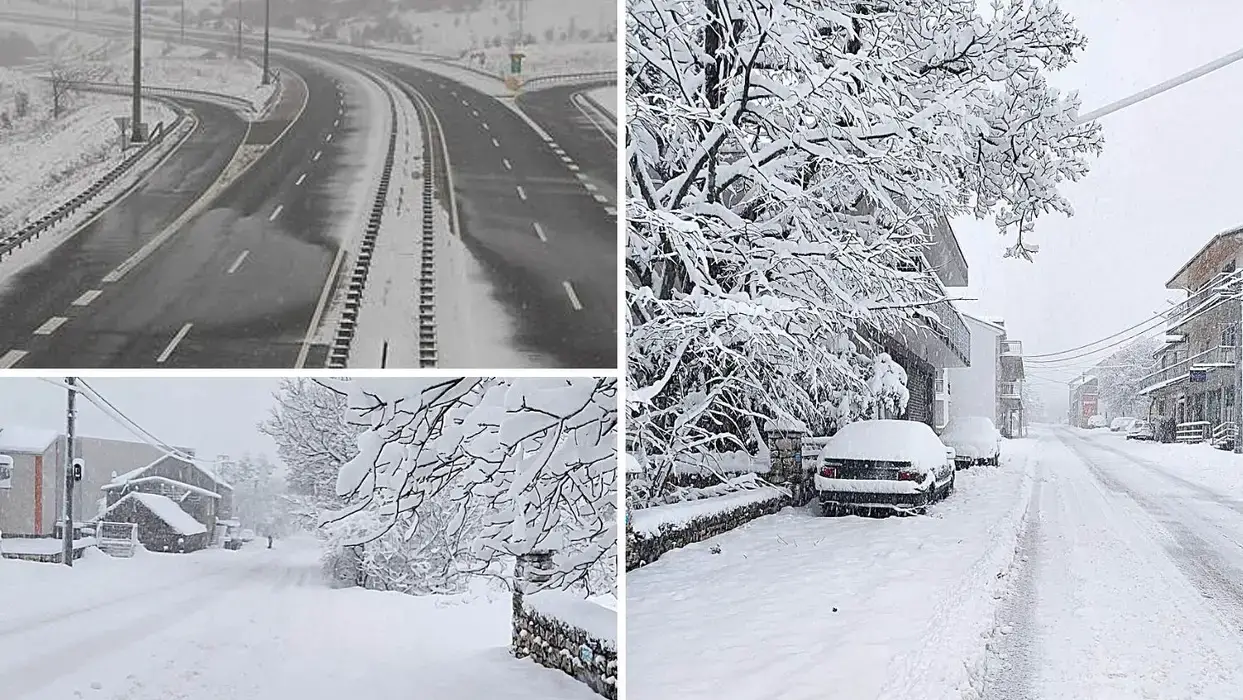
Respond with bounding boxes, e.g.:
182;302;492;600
131;0;143;143
1235;275;1242;454
237;0;243;59
62;378;77;567
180;0;185;42
261;0;270;85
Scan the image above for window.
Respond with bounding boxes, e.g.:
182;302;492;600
0;457;11;490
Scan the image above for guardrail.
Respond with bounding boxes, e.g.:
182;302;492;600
0;96;189;262
69;80;257;113
521;71;616;91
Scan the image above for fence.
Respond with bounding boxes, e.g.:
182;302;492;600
96;521;138;558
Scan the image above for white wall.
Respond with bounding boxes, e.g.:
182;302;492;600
947;316;1002;422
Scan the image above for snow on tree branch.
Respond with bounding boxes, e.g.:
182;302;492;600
626;0;1102;500
326;378;617;594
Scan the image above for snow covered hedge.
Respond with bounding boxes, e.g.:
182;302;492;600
514;591;617;699
626;486;789;570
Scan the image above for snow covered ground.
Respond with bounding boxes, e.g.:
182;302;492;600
629;425;1243;700
0;534;596;699
456;42;615;80
628;442;1036;700
586;86;615;117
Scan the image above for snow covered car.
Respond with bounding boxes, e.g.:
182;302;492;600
1110;417;1136;432
814;419;956;515
939;416;1002;468
1086;415;1109;429
1126;419;1155;441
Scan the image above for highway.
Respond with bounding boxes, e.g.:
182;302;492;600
0;12;617;368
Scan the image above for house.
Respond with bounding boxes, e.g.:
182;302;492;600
1069;375;1100;428
100;454;233;548
1136;226;1243;443
871;214;972;426
98;492;210;552
0;428;188;536
944;315;1026;437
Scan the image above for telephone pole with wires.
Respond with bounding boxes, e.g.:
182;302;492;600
62;377;77;567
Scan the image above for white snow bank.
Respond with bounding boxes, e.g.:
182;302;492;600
627;441;1036;700
585;86;614;116
105;492;207;536
672;450;769;475
525;590;617;648
629;486;787;537
0;537;93;555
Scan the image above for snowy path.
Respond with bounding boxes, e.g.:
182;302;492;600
627;446;1038;700
0;538;594;699
984;427;1243;700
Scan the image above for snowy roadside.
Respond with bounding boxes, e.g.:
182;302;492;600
627;443;1037;700
1085;431;1243;496
586;86;615;117
449;42;615;80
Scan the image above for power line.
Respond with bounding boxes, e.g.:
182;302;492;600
1076;42;1243;125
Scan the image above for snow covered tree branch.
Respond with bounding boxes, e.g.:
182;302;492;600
626;0;1102;500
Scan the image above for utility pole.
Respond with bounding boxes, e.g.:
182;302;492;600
1235;273;1242;453
261;0;270;85
236;0;243;60
131;0;143;143
62;378;77;567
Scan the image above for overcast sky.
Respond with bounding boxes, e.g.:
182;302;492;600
954;0;1243;412
0;378;282;460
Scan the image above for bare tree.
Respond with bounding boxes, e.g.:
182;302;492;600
47;57;90;119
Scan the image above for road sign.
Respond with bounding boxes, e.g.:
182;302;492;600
1190;369;1208;383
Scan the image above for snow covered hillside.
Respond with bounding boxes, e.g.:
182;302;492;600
0;536;597;699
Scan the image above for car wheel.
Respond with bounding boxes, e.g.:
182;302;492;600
821;502;842;517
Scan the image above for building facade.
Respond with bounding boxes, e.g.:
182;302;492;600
101;455;233;541
998;338;1025;438
1069;375;1100;428
944;315;1025;437
1137;227;1243;443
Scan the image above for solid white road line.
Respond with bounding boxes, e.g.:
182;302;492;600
72;290;102;307
227;250;250;274
269;205;284;222
503;158;512;170
0;350;27;369
533;222;547;242
516;186;527;200
296;173;307;186
156;323;193;364
562;282;583;311
33;317;67;335
313;150;322;161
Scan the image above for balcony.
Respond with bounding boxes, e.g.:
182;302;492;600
1001;340;1022;356
1137;344;1238;396
1000;381;1023;401
1166;271;1237;331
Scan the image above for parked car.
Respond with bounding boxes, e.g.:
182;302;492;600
1087;415;1109;429
1126;419;1155;441
1110;417;1136;432
940;416;1002;468
814;419;956;515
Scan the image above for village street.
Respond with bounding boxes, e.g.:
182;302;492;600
628;427;1243;700
0;534;594;700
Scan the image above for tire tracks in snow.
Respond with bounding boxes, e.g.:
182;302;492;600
981;459;1044;700
1057;429;1243;636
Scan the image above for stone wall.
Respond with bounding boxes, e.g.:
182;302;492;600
513;597;617;699
625;490;789;571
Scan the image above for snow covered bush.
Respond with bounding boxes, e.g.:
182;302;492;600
325;378;617;596
626;0;1103;504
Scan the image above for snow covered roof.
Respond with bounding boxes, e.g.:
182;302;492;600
1166;225;1243;290
0;427;59;454
103;493;207;536
107;454;231;490
961;313;1006;335
100;475;222;499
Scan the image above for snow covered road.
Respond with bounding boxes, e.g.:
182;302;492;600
0;537;595;699
985;427;1243;700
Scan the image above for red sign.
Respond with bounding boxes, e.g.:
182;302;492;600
1082;398;1098;417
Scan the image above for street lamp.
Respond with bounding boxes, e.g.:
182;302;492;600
262;0;270;85
131;0;143;143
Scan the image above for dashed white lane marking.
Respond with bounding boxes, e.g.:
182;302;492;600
269;205;284;222
334;119;339;127
227;250;250;275
482;122;489;131
492;137;500;147
516;186;527;200
594;194;609;204
451;90;457;96
296;173;307;186
583;182;599;192
503;158;512;170
33;316;68;335
605;206;617;217
562;282;583;311
72;290;102;306
156;323;193;364
313;150;322;161
461;99;469;107
472;109;479;117
533;222;547;242
0;349;27;368
326;133;333;142
567;163;580;172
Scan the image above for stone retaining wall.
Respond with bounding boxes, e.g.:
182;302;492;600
626;491;789;571
513;601;617;699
